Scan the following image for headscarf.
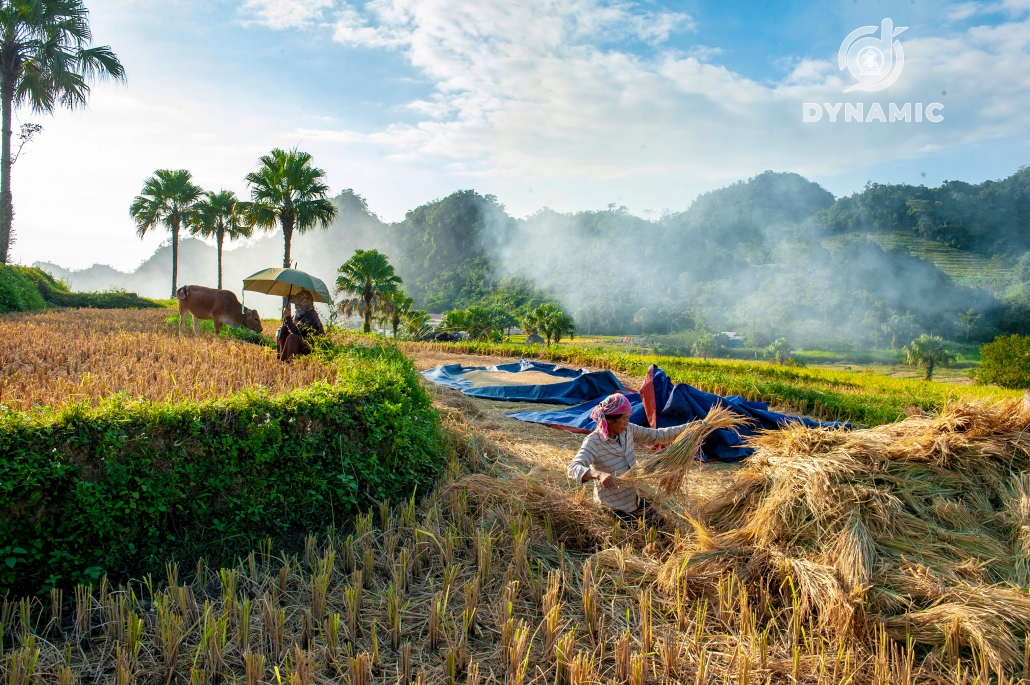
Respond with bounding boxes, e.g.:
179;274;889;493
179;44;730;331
590;393;632;440
290;290;315;316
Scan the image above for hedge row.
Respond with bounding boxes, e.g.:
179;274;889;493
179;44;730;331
0;264;47;312
0;341;444;594
12;265;161;310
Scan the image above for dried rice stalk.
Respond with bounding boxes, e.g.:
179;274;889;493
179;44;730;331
637;405;750;494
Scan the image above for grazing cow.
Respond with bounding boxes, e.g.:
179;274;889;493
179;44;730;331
176;285;262;336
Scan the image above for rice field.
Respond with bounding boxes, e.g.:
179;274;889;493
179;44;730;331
0;309;335;411
6;391;1030;684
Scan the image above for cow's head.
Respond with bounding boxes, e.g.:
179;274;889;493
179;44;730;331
242;307;262;333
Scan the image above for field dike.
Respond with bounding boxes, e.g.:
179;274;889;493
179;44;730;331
4;376;1030;684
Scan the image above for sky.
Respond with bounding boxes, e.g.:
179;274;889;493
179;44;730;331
9;0;1030;271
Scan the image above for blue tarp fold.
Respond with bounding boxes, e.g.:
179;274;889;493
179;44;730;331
420;360;626;405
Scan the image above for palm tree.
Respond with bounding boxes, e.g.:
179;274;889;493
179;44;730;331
383;290;413;338
190;190;252;289
245;148;337;270
904;334;956;381
0;0;125;263
403;309;432;340
335;249;403;333
130;169;204;297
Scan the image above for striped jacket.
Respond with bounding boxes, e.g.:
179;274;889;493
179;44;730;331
567;423;687;512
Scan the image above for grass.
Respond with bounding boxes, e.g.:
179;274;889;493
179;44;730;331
0;309;333;411
400;339;1022;426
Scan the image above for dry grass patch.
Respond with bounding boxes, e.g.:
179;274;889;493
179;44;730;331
0;309;335;410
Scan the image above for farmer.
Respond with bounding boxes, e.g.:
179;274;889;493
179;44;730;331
567;393;688;527
277;290;325;362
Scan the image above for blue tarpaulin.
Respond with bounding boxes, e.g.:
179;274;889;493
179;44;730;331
420;360;626;405
422;360;846;462
506;365;847;461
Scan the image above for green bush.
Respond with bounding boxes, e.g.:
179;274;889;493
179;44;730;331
975;335;1030;389
0;341;444;594
0;265;46;313
13;266;160;309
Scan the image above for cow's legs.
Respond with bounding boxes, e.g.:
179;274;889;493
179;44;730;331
213;318;221;336
178;304;186;336
192;314;200;336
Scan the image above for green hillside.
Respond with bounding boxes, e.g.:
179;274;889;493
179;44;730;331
825;232;1016;293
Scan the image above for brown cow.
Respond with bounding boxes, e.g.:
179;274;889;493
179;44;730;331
176;285;262;336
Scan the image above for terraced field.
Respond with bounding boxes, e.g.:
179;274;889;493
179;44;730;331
843;231;1016;292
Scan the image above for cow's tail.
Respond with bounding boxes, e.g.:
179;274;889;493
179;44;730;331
176;286;189;300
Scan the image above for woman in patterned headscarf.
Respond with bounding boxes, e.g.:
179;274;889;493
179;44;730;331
277;290;326;362
567;393;689;527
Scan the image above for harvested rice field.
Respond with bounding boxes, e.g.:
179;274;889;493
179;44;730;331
0;308;335;410
7;339;1030;684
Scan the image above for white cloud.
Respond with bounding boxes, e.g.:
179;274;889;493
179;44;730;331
307;0;1030;197
241;0;335;29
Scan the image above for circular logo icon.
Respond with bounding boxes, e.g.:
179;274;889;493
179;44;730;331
838;18;907;93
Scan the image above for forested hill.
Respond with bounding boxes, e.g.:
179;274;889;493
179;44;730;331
42;168;1030;344
820;167;1030;255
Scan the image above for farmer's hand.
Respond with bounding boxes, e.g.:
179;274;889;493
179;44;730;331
589;467;617;489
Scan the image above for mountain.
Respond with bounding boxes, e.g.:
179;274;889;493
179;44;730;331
38;169;1030;343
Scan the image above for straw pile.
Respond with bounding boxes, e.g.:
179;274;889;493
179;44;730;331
665;394;1030;669
638;404;749;494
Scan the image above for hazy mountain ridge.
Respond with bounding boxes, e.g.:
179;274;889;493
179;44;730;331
37;169;1030;342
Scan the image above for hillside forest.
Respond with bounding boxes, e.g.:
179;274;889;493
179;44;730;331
41;167;1030;347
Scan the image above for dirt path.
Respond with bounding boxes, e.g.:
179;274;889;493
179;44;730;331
408;347;741;503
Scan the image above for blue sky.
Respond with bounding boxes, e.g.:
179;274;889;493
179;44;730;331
11;0;1030;270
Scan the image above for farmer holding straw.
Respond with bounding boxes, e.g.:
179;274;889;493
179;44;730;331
567;393;688;527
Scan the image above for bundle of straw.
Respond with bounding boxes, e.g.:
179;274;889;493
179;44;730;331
638;404;750;494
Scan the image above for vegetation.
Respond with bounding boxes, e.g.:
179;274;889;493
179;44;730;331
441;305;497;341
0;0;125;264
903;334;956;381
336;249;403;334
130;169;205;297
400;339;1022;426
0;327;443;594
0;309;331;411
766;337;792;364
246;147;337;269
0;265;158;313
345;171;1030;347
523;302;574;345
190;190;253;289
0;263;45;312
690;333;720;360
15;265;159;309
976;334;1030;389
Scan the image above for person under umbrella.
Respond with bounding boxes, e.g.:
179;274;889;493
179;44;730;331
277;290;325;362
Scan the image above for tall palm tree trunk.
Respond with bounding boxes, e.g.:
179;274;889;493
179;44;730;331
170;220;179;298
281;215;295;268
281;215;295;308
363;288;373;333
216;225;224;290
0;74;14;264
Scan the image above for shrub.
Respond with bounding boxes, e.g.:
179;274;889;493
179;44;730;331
0;340;444;594
13;266;160;309
976;335;1030;389
0;265;46;313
